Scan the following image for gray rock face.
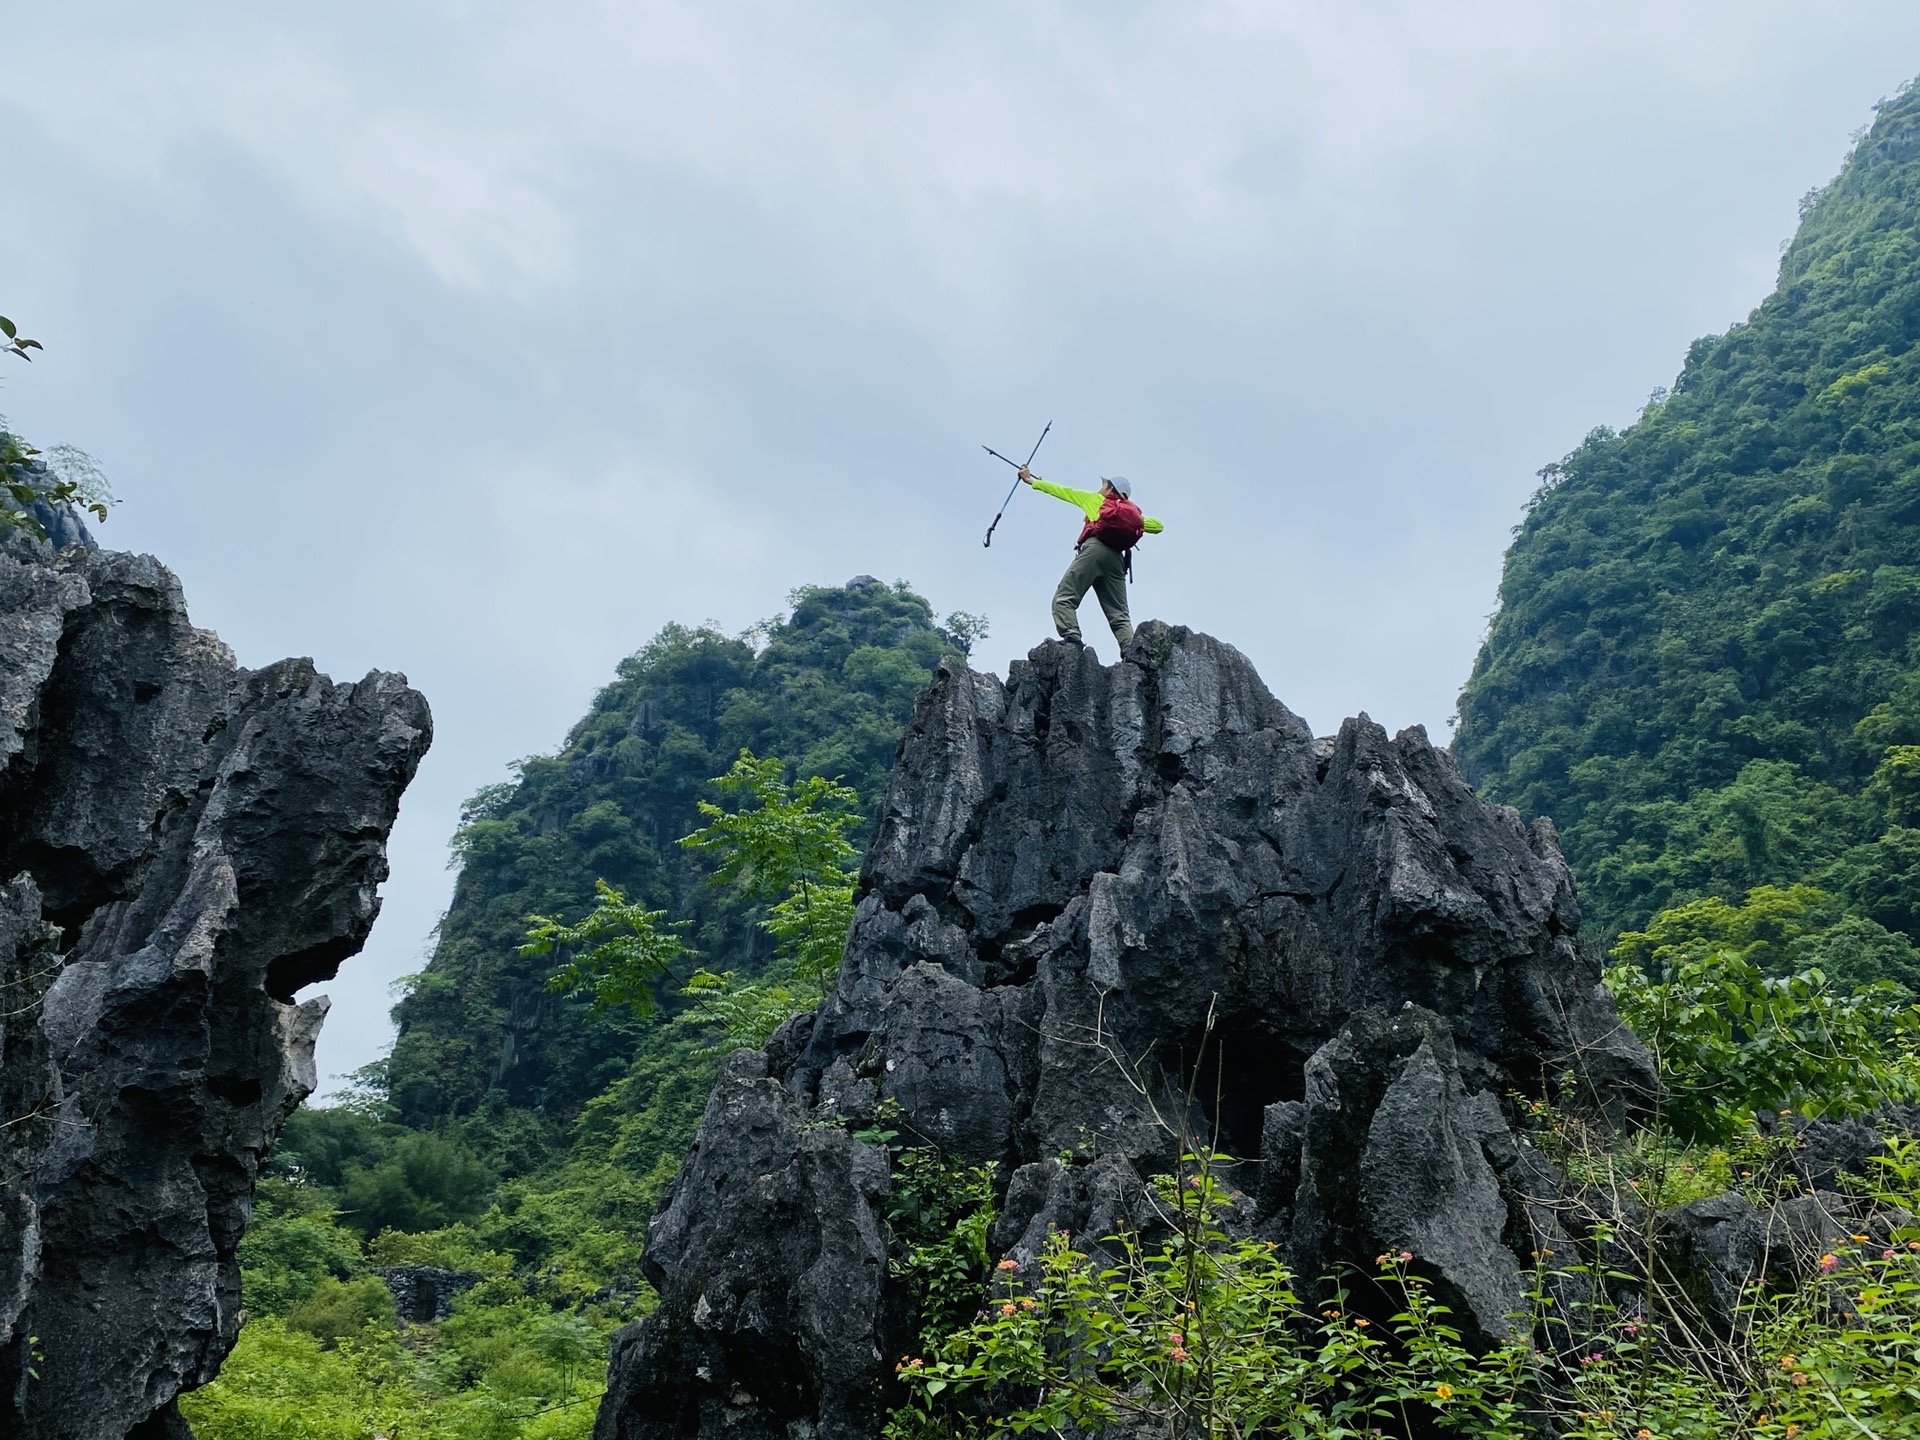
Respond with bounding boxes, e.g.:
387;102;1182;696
1291;1006;1523;1338
0;543;430;1439
594;626;1655;1440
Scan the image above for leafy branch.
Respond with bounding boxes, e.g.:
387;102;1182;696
0;315;42;363
0;316;113;540
523;879;693;1018
527;750;861;1048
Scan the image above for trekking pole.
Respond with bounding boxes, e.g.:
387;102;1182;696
981;420;1051;548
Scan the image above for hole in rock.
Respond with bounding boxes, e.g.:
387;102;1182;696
207;1075;263;1107
1178;1015;1309;1164
4;840;121;933
977;902;1065;988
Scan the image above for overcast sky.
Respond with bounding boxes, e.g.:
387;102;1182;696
6;2;1919;1096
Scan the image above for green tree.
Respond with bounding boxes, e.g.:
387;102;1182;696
530;1312;599;1405
679;751;859;988
524;881;694;1018
530;751;861;1051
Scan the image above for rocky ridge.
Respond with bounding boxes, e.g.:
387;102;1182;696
593;625;1658;1440
0;533;429;1439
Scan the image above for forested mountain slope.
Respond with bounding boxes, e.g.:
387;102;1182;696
383;578;977;1132
1454;79;1920;975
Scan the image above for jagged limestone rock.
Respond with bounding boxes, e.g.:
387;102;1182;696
594;625;1654;1440
0;543;430;1440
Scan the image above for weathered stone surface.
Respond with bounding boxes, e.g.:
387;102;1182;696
599;1051;892;1440
0;542;430;1439
595;626;1656;1440
1292;1006;1523;1338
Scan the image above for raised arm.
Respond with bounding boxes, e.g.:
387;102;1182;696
1019;468;1103;520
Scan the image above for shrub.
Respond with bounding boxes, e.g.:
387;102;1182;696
285;1276;397;1349
1607;888;1920;1142
891;1146;1920;1439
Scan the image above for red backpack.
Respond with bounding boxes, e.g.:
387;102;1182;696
1088;496;1146;552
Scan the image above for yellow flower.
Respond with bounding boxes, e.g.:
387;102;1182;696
1433;1384;1454;1401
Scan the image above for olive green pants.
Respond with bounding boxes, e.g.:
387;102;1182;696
1052;539;1132;647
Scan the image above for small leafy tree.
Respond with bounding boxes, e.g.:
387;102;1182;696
524;878;694;1018
528;751;860;1048
673;967;813;1053
530;1311;600;1404
942;610;990;657
667;751;860;1046
678;750;859;987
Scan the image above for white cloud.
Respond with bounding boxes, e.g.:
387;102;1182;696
10;0;1880;294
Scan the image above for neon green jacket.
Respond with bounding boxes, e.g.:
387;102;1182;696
1031;477;1165;538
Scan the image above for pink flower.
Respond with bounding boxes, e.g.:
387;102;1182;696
1818;1253;1839;1273
1398;1251;1413;1263
996;1259;1018;1271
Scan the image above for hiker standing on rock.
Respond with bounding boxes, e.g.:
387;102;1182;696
1018;466;1163;648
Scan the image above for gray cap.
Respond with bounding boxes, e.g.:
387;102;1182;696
1102;475;1132;498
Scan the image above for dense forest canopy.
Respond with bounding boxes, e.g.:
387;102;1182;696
1454;78;1920;969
